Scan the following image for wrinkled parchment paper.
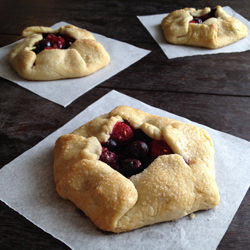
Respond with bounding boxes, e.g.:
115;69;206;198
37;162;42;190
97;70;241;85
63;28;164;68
0;22;150;107
0;90;249;250
137;6;250;59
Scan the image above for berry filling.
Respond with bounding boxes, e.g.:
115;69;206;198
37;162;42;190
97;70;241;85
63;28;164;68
189;8;217;24
99;121;174;177
33;33;75;54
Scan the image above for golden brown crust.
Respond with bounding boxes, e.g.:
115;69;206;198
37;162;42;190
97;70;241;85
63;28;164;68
9;25;110;80
161;5;248;49
53;105;220;232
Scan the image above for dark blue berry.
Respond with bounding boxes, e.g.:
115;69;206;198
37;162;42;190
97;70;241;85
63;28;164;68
120;158;142;177
130;140;149;158
105;138;118;152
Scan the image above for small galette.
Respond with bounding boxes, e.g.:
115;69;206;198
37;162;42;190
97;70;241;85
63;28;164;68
161;5;248;49
53;105;220;233
9;25;110;80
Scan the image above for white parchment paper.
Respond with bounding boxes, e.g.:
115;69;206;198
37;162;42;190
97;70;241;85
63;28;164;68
0;22;150;107
137;6;250;59
0;90;249;250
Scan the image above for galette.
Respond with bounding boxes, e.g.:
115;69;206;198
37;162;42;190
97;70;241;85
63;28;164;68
9;25;110;80
161;5;248;49
53;105;220;233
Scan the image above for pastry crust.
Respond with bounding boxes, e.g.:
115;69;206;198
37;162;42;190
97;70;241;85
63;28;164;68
161;5;248;49
53;105;220;233
9;25;110;80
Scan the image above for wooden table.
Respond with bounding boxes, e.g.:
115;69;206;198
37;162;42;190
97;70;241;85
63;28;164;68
0;0;249;249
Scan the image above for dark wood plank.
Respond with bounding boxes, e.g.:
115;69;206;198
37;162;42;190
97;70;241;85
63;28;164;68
0;201;70;250
100;50;250;97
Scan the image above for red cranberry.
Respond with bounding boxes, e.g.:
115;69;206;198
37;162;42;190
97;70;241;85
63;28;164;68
56;36;66;49
110;122;134;144
130;140;149;158
150;140;173;159
100;147;118;169
46;34;65;49
120;158;142;177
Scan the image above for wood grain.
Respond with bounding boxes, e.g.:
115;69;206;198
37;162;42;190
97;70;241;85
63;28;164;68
0;0;249;249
